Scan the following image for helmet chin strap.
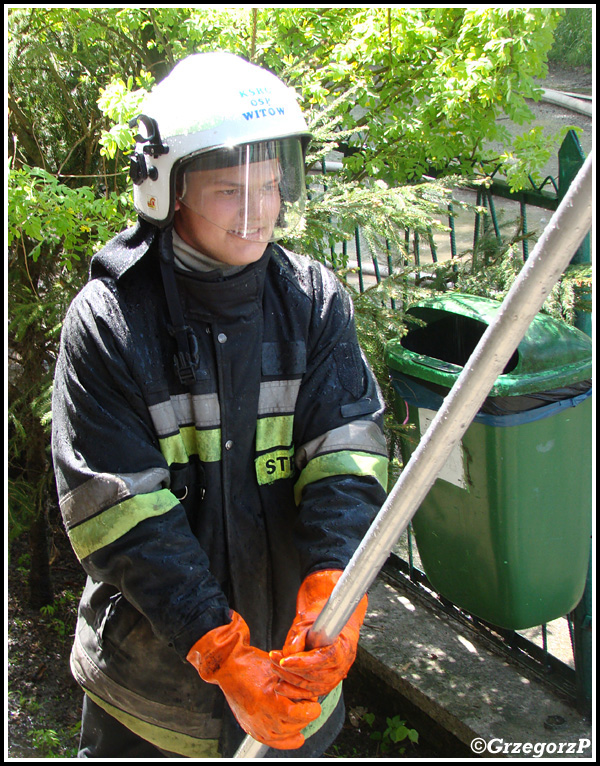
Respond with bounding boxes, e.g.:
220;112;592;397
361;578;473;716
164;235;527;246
158;226;203;387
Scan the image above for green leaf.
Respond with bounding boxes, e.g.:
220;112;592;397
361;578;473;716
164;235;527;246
390;725;410;743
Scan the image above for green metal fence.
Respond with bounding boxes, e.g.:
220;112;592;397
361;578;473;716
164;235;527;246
322;129;592;715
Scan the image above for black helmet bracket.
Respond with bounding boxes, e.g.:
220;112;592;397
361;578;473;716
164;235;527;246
129;114;169;186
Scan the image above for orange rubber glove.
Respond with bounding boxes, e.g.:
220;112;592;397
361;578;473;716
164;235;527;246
270;569;367;699
187;611;321;749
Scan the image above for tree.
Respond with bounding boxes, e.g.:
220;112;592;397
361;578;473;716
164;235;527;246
7;166;131;605
253;7;564;187
9;8;565;188
7;7;163;604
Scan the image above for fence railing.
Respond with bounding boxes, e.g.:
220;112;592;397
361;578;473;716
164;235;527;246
315;129;591;715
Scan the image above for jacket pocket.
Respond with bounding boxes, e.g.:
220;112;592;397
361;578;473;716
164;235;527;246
261;341;306;377
97;592;143;649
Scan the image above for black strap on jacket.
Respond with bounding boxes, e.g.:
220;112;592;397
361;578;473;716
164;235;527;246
158;226;200;387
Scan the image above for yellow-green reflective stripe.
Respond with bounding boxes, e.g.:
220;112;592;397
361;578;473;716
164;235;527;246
82;683;338;756
68;489;179;561
256;414;294;452
159;426;221;465
82;689;220;758
256;447;295;485
302;682;342;739
60;467;170;529
294;451;389;504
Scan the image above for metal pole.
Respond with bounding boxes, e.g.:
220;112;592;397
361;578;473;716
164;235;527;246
235;152;593;758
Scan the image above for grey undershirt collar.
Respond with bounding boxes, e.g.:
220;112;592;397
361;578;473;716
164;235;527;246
172;229;245;276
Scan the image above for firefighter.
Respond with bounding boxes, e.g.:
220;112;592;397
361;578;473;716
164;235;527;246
51;51;388;758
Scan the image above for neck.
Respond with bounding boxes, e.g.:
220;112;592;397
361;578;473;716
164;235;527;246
172;229;245;276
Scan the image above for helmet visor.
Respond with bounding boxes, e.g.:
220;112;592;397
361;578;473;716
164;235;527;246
176;138;306;243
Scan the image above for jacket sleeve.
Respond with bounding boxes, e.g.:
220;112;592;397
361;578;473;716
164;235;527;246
51;281;231;659
291;262;389;577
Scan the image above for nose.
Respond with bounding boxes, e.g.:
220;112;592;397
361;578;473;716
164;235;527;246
237;189;266;230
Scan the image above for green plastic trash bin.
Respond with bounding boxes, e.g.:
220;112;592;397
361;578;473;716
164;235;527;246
385;293;592;630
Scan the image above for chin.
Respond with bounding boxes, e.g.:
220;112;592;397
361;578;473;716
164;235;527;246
223;236;268;265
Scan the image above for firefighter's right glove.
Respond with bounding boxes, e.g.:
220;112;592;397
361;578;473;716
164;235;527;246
186;611;321;750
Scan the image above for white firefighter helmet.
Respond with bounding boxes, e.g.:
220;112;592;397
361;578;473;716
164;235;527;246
130;51;311;236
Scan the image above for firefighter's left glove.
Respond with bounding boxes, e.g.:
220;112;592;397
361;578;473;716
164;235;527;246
270;569;367;699
187;610;321;750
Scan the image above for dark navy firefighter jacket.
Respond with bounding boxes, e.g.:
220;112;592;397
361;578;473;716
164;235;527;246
51;220;389;757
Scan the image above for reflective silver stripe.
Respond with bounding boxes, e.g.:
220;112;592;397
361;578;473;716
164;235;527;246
60;467;170;528
190;393;221;428
295;421;388;470
149;393;221;436
257;379;301;415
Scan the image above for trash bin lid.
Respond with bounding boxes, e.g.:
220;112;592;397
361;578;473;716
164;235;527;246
385;293;592;396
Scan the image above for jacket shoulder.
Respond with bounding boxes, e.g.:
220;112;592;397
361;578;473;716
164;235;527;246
62;227;164;353
269;245;348;305
90;219;158;281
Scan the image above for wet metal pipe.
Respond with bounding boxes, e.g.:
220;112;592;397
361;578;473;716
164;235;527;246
234;152;593;759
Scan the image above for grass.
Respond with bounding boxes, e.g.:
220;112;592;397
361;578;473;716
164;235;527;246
548;8;593;69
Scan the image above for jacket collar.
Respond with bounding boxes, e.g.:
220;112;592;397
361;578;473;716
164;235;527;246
174;247;272;323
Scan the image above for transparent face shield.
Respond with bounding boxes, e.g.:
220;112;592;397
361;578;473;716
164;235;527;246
176;138;306;243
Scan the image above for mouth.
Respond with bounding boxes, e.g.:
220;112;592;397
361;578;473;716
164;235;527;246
228;228;265;241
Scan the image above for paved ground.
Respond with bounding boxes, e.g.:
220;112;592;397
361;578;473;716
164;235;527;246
359;576;593;759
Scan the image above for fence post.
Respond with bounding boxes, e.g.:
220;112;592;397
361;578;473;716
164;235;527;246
559;130;592;335
559;129;592;718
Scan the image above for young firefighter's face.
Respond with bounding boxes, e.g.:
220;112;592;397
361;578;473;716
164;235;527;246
174;159;281;266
